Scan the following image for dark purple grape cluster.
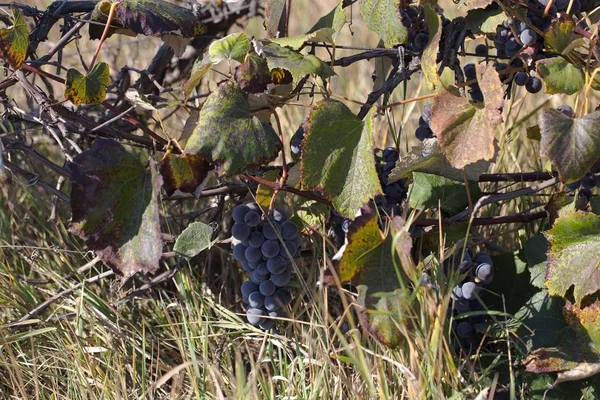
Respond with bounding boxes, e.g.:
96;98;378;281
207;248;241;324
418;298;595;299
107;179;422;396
375;147;405;216
232;203;300;330
449;249;495;345
566;172;600;199
494;17;539;59
401;5;429;52
415;104;435;141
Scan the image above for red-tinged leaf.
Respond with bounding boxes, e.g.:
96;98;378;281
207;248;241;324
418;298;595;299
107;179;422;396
159;154;211;196
429;65;503;169
64;63;110;106
524;347;599;374
89;0;207;40
564;301;600;349
234;53;271;93
69;139;163;277
0;8;29;69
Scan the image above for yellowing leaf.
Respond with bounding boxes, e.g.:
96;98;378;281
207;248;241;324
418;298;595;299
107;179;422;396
64;63;110;106
0;8;29;69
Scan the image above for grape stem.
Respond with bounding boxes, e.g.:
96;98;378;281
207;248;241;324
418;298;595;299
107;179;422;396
269;107;288;210
241;174;332;207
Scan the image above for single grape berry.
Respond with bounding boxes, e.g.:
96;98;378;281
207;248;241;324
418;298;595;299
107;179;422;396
247;308;265;325
263;222;281;240
271;270;292;287
241;281;259;297
232;204;250;223
259;280;277;297
456;321;474;339
519;29;537;46
261;240;280;259
232;222;251;241
232;243;248;261
464;63;476;81
267;256;287;275
264;296;281;311
514;71;528;86
414;32;429;51
383;147;399;162
248;291;265;308
244;210;261;227
461;282;478;300
258;319;275;330
474;252;493;267
248;231;265;248
525;77;542;94
475;44;488;57
476;263;494;284
251;270;268;284
281;221;299;241
557;105;574;118
416;126;433;141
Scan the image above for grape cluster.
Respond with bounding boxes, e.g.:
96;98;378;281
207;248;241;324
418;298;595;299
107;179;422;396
494;18;538;59
232;204;300;330
376;147;405;216
449;249;495;345
415;104;435;141
401;5;429;52
566;172;600;198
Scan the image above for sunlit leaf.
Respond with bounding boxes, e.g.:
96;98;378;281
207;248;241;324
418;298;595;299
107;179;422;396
358;0;407;47
174;222;214;258
308;1;346;34
539;110;600;183
466;4;506;35
565;301;600;349
544;211;600;305
301;100;382;218
261;42;335;83
69;139;163;277
182;53;213;101
272;28;335;50
0;8;28;69
429;65;503;169
184;81;281;177
64;62;110;106
544;18;576;54
537;57;584;95
421;4;442;89
209;32;250;63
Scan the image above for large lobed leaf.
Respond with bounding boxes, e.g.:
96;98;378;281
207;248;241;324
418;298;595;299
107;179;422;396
539;109;600;183
64;62;110;106
0;8;28;69
537;57;584;95
544;211;600;305
301;100;382;218
184;81;281;177
69;139;163;276
209;33;250;64
429;65;503;169
358;0;407;48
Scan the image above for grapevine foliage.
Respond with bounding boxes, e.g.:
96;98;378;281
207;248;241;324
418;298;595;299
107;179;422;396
6;0;600;394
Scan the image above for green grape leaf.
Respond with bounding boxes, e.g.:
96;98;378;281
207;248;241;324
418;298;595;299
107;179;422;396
358;288;411;349
0;8;28;69
466;5;506;35
272;28;335;50
182;53;212;101
89;0;207;40
261;42;335;83
387;138;491;183
430;65;503;169
208;33;250;63
565;301;600;350
64;62;110;106
265;0;286;38
358;0;408;48
544;18;576;54
408;172;481;215
421;4;442;89
537;57;584;95
301;100;382;218
69;139;163;277
308;1;346;34
159;153;211;196
539;110;600;183
184;81;281;177
544;211;600;305
173;222;215;258
234;53;271;93
515;290;568;350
